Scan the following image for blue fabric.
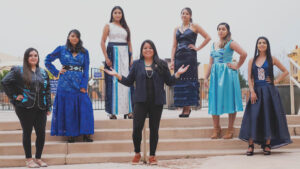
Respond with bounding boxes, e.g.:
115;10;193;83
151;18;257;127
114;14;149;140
105;42;133;115
239;84;292;148
208;40;243;115
174;28;199;107
45;45;94;136
239;60;292;148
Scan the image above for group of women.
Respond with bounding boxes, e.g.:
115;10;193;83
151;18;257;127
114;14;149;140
1;5;292;168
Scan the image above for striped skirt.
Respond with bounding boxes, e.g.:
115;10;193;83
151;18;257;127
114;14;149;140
105;42;133;115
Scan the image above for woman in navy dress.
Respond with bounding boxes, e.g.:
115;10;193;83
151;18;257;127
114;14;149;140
239;37;292;155
171;7;211;118
45;29;94;143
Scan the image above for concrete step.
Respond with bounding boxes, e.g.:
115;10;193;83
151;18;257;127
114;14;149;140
1;115;300;131
2;137;299;155
66;136;300;154
2;148;300;167
0;125;299;143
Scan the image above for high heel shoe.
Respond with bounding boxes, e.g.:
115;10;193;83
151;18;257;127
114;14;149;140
211;126;221;139
109;114;117;120
124;113;133;119
67;136;75;143
246;144;254;156
179;110;191;118
262;144;271;155
83;135;93;142
223;127;234;139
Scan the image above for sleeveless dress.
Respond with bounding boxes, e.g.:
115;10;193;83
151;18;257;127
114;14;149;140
239;60;292;148
45;46;94;136
173;28;200;107
208;40;243;115
105;23;133;115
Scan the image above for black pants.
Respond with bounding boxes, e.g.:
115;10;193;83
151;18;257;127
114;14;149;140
15;106;47;159
132;102;163;156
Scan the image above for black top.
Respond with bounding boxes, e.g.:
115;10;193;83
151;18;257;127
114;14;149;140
119;59;177;105
146;70;155;102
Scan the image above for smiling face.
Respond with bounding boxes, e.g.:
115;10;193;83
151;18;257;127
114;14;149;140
181;9;191;23
68;32;79;47
217;25;228;39
257;38;268;54
112;8;123;22
142;42;154;60
27;50;39;67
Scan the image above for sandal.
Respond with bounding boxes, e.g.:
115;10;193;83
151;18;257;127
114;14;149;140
262;144;271;155
25;159;40;168
246;144;254;156
35;159;48;167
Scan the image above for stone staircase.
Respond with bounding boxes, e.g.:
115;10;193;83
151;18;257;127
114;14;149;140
0;116;300;167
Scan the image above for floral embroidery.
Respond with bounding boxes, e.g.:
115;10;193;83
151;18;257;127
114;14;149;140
257;67;265;80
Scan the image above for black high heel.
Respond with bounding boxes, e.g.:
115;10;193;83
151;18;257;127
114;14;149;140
109;114;117;120
179;109;191;118
246;144;254;156
67;136;75;143
262;144;271;155
124;113;133;119
83;135;93;142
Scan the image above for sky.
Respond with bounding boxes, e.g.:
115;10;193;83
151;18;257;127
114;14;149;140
0;0;299;77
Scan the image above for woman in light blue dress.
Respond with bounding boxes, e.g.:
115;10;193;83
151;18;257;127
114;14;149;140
204;23;247;139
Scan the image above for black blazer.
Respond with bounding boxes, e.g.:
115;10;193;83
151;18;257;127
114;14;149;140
120;59;177;105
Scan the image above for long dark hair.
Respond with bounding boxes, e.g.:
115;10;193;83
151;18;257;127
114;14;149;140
217;22;232;48
23;48;39;87
110;6;131;42
66;29;86;54
139;40;169;76
181;7;193;23
252;36;274;83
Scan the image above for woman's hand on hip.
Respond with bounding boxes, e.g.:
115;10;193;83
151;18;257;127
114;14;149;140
80;88;87;93
227;63;238;70
16;95;24;101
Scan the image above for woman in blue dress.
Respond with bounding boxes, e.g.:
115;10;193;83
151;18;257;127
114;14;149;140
170;7;211;118
45;29;94;143
239;37;292;156
204;23;247;139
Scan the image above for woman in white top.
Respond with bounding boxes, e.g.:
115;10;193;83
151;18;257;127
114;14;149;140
101;6;133;119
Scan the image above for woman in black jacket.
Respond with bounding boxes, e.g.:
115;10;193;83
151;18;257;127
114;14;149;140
105;40;189;165
1;48;51;168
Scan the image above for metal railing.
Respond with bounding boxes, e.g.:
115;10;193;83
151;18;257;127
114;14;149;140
289;58;300;115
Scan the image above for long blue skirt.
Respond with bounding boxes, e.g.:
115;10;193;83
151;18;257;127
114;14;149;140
51;90;94;136
239;84;292;148
174;50;199;107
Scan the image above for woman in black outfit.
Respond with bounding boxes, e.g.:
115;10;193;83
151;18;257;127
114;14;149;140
1;48;51;168
105;40;189;165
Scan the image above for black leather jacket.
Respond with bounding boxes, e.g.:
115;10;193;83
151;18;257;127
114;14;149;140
1;66;52;111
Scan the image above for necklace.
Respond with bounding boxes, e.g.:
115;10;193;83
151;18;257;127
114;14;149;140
146;70;153;78
181;23;191;33
144;61;153;67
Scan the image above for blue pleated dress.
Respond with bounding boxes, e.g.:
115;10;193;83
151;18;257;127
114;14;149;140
45;46;94;136
174;28;200;107
239;60;292;148
208;40;243;115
